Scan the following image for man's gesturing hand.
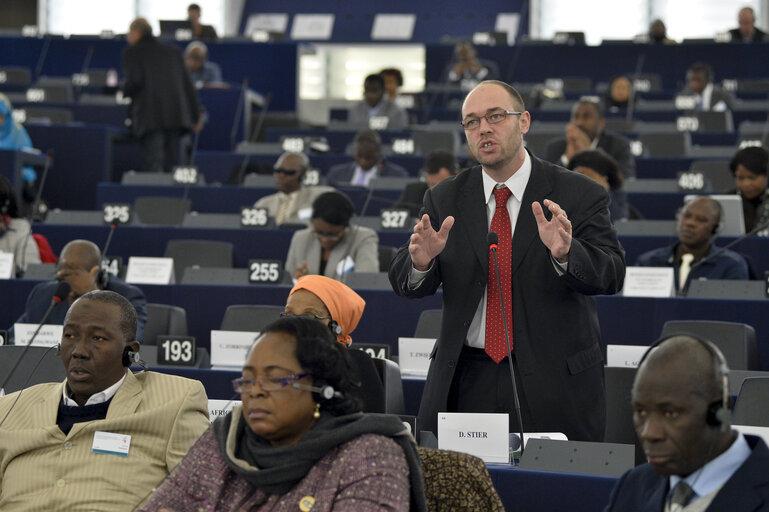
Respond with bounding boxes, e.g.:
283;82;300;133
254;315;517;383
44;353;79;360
409;214;455;271
532;199;572;262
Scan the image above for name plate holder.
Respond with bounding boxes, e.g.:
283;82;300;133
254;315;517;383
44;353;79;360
210;330;259;369
13;323;63;346
519;438;634;477
0;252;14;279
606;344;650;368
622;267;675;297
398;337;436;376
438;412;509;464
125;257;175;285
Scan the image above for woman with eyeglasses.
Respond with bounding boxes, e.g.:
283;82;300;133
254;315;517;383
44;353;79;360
138;316;426;512
285;274;386;412
286;191;379;281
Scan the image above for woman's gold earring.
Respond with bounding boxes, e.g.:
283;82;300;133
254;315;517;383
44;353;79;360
313;403;321;419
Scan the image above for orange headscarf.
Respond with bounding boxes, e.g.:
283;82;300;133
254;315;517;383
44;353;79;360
288;275;366;347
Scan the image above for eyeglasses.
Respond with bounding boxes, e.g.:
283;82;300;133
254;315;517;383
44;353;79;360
313;231;343;242
280;312;332;322
460;109;523;130
232;372;308;393
274;168;300;176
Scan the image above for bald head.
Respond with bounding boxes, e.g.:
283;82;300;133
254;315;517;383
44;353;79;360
60;240;101;271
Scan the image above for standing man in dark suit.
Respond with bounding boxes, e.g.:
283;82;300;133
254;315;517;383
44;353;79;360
729;7;767;43
544;98;635;178
389;80;625;441
604;335;769;511
123;18;201;173
394;149;459;218
325;130;408;187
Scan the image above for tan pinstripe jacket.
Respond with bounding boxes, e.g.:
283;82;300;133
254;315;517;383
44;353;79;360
0;371;209;511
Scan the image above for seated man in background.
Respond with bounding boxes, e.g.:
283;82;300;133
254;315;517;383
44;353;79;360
187;2;217;39
729;6;767;43
13;239;147;342
184;41;222;85
544;98;635;178
680;62;735;112
325;129;408;187
394;149;459;218
568;149;629;222
348;73;409;131
604;334;769;511
254;151;333;226
444;40;499;91
0;290;210;511
636;196;749;294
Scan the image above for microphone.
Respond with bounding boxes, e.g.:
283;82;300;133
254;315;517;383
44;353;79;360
683;217;769;294
292;382;342;400
487;231;525;454
34;35;52;78
17;150;53;277
1;281;70;392
625;53;646;123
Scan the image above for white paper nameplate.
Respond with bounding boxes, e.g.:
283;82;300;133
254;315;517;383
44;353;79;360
208;399;241;422
291;14;334;40
210;330;259;369
371;14;416;40
398;337;436;376
13;323;63;346
606;344;650;368
438;412;509;464
92;430;131;456
297;207;312;221
0;252;14;279
125;257;175;285
622;267;675;297
335;255;355;277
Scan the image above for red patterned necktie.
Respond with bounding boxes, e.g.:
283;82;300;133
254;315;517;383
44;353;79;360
485;186;513;363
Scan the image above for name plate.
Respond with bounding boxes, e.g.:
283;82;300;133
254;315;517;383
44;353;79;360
677;171;706;191
0;252;14;279
281;136;304;152
210;330;258;368
353;343;391;360
72;73;90;86
175;28;193;40
674;95;698;111
371;13;416;40
157;336;197;366
14;323;63;346
622;267;675;297
172;165;199;185
438;412;509;464
676;116;699;132
125;257;175;285
380;208;410;229
398;337;436;376
369;116;389;130
208;399;241;422
241;207;270;227
302;169;320;187
606;344;649;368
102;203;132;225
391;138;415;154
248;259;283;284
25;88;45;102
291;14;335;40
101;256;123;278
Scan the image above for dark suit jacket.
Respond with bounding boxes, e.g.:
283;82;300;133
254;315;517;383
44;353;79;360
729;27;767;42
544;130;636;179
13;277;148;342
394;182;429;218
122;36;200;138
679;85;737;111
604;435;769;512
389;152;625;440
325;160;409;187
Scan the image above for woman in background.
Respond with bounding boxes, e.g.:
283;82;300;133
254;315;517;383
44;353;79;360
568;149;629;222
729;146;769;233
0;174;40;272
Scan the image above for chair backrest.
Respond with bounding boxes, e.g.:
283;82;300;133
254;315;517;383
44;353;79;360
122;171;205;186
378;245;397;272
417;447;505;512
697;110;734;132
0;346;66;394
220;305;284;332
371;357;406;414
604;366;645;465
243;173;277;187
143;303;188;345
613;220;677;236
733;378;769;426
133;196;191;226
685;280;767;301
21;263;56;280
0;66;31;86
639;132;691;157
141;347;211;369
414;309;442;338
347;349;386;413
181;267;251;286
45;209;108;226
343;272;393;290
164;239;234;283
689;160;733;193
182;213;243;229
661;320;759;370
19;106;73;125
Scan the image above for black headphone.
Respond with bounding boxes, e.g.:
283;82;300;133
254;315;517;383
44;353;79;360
122;347;140;367
638;332;731;431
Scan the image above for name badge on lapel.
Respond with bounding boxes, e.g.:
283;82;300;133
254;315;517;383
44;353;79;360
92;431;131;457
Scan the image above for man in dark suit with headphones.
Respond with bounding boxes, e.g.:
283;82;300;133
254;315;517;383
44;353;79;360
604;334;769;511
635;196;749;294
325;129;408;187
12;239;147;342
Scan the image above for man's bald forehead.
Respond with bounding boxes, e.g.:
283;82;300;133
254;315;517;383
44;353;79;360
463;81;524;114
61;240;101;267
635;335;720;397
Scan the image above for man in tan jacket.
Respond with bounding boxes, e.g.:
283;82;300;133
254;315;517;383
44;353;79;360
0;290;209;511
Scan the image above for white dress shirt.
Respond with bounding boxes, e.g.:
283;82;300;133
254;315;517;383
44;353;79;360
62;371;127;407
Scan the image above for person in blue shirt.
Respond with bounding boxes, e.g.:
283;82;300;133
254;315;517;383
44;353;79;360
0;93;36;185
604;334;769;512
184;41;223;86
635;196;749;294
